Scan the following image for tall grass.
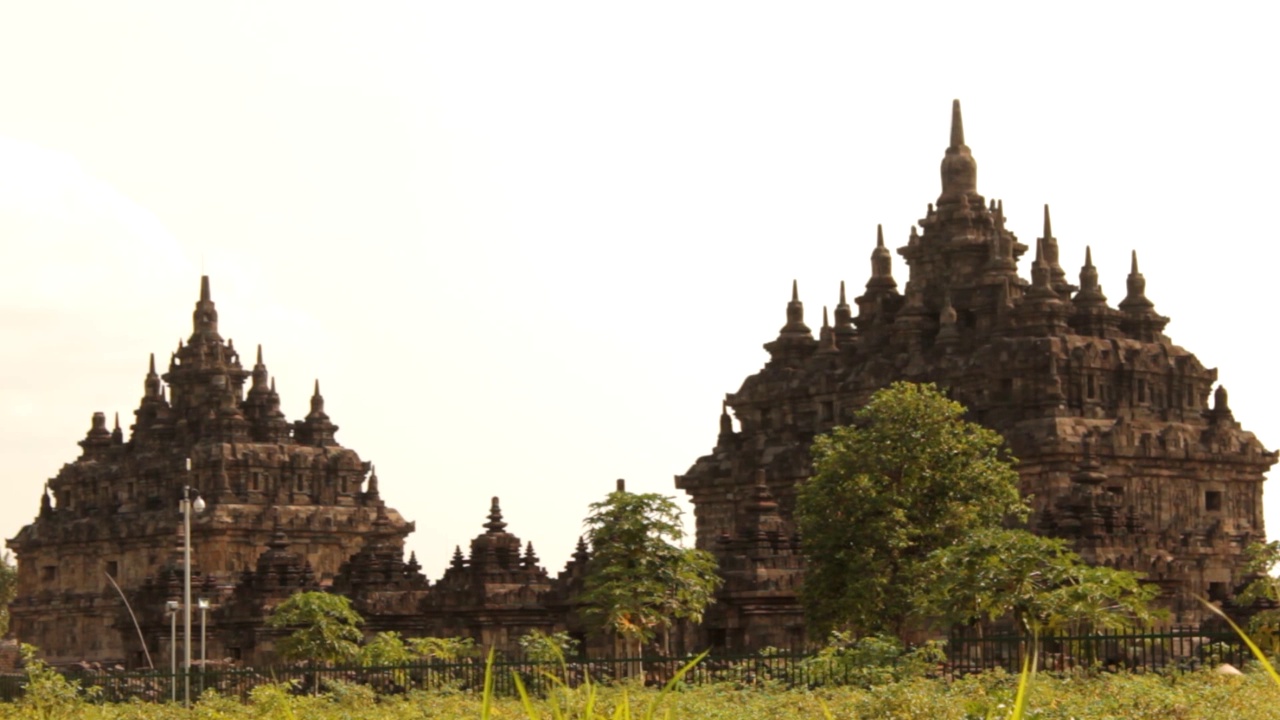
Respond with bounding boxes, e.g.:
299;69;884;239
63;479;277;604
506;644;708;720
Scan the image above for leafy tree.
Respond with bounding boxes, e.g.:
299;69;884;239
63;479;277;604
0;552;16;637
914;527;1161;636
265;591;364;665
1233;540;1280;652
580;486;722;657
796;382;1027;638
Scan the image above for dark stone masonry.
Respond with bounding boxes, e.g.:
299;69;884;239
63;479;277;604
8;101;1272;665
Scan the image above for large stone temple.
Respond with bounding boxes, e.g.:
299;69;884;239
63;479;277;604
7;101;1274;665
676;100;1275;651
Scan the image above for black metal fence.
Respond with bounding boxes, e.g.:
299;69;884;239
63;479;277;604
947;626;1251;675
0;628;1258;703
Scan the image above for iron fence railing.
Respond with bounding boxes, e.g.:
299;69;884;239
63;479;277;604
947;626;1250;675
0;628;1257;703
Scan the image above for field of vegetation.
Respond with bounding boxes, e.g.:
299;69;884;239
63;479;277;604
3;665;1280;720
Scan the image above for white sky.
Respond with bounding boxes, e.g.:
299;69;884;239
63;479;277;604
1;3;1277;578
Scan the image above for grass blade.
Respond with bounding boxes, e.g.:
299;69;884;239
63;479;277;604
642;651;708;720
1199;596;1280;687
481;647;496;720
512;671;542;720
1007;638;1037;720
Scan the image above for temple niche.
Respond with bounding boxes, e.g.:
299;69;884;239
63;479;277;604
677;100;1275;648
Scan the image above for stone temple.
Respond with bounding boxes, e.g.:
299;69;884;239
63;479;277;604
677;100;1275;651
7;101;1274;664
6;278;589;666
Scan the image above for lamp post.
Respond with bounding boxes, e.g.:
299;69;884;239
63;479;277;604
166;600;178;703
198;598;210;696
181;459;206;708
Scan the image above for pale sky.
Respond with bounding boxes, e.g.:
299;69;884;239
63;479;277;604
1;3;1277;578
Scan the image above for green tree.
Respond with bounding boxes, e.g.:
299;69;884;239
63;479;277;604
0;552;16;637
265;591;364;665
580;486;722;657
914;527;1160;636
796;382;1027;638
1233;540;1280;652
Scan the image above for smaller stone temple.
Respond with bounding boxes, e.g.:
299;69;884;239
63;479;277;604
5;278;594;667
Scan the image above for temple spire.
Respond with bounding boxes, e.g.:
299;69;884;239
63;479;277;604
940;99;977;200
308;380;326;418
1119;250;1154;311
1037;204;1073;295
818;306;838;353
1074;245;1108;308
867;225;896;290
718;400;735;441
950;98;965;148
190;275;221;341
1117;249;1169;341
833;280;855;340
484;496;508;534
144;353;161;399
778;280;811;338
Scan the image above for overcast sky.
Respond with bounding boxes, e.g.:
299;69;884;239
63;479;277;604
1;3;1277;577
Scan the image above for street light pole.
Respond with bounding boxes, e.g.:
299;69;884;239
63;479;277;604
181;459;206;708
198;598;210;696
167;600;178;703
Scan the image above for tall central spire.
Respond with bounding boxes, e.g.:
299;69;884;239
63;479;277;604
939;99;978;202
950;98;965;147
191;275;222;342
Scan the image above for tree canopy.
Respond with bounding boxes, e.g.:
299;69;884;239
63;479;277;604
580;485;721;655
796;382;1028;637
265;591;364;665
796;382;1161;640
913;527;1161;635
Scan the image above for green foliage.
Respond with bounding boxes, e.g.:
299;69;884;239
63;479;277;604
796;382;1027;638
406;635;477;661
359;631;412;667
8;656;1280;719
914;527;1161;635
580;488;722;653
1234;540;1280;652
358;631;413;690
0;552;16;638
801;631;946;688
518;629;580;663
264;591;363;666
17;643;99;720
